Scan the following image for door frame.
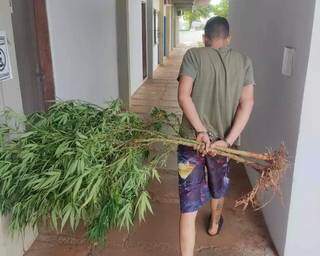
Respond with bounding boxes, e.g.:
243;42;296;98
141;1;147;79
116;0;131;109
33;0;55;110
164;16;167;56
147;0;154;78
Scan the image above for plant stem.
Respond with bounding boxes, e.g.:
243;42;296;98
213;150;257;165
214;146;271;161
132;137;268;168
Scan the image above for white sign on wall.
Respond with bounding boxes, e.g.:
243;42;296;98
0;31;13;82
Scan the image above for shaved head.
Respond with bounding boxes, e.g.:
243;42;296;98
204;16;230;39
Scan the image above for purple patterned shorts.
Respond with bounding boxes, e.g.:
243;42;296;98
177;145;230;213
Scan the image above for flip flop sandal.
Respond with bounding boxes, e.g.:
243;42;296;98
207;215;224;236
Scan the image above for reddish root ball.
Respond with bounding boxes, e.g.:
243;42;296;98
235;144;289;210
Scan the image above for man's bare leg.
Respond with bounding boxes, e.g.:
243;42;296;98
208;198;224;235
180;211;197;256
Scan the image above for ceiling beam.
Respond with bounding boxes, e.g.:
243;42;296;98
172;0;211;10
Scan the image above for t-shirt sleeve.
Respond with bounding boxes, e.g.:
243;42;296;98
243;57;255;86
177;49;198;81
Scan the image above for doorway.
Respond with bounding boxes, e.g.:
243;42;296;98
154;9;160;65
11;0;55;113
141;2;147;79
163;16;167;56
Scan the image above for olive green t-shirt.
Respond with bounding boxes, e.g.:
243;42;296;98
178;47;255;146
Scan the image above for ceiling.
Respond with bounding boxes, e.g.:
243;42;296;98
171;0;211;10
171;0;193;9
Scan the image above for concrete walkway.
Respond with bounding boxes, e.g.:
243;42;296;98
25;46;277;256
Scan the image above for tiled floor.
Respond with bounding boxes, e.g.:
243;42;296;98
25;45;277;256
130;48;183;117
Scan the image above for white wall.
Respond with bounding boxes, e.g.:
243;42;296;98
46;0;119;105
285;1;320;255
165;5;170;56
0;216;36;256
0;0;23;112
153;0;160;14
128;0;144;95
0;0;36;255
153;0;160;71
229;0;316;255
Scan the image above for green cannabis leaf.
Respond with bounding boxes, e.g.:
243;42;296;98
0;100;176;244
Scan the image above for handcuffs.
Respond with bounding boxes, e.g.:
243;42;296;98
196;131;231;148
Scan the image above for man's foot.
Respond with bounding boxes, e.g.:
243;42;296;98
208;223;219;235
207;216;224;236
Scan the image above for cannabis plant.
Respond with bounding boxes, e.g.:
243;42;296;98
0;100;288;244
0;100;168;243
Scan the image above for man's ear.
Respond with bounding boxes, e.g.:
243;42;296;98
203;35;211;47
227;35;232;45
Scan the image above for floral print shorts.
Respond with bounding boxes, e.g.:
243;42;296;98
177;145;230;213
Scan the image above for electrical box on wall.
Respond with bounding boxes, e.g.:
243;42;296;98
282;46;295;77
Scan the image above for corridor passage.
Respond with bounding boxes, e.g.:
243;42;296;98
25;46;277;256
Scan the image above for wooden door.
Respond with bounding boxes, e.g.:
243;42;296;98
141;2;147;79
11;0;55;113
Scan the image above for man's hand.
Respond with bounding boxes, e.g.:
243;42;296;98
196;132;210;156
208;140;229;157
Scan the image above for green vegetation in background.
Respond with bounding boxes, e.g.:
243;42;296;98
211;0;229;18
183;0;229;30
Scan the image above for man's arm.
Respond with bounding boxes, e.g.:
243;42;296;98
210;84;254;154
178;75;210;151
224;84;255;146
